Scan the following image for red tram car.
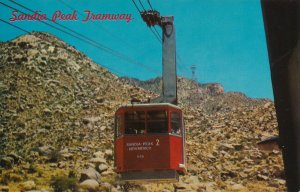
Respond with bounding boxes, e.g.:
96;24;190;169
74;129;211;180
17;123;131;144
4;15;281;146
114;103;186;181
114;10;185;182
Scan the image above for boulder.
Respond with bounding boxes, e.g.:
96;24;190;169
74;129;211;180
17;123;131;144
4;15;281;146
104;149;113;158
231;183;245;190
19;180;36;191
90;157;106;165
93;151;104;158
0;186;9;192
80;167;101;182
37;146;53;156
79;179;99;191
98;164;108;172
7;153;22;163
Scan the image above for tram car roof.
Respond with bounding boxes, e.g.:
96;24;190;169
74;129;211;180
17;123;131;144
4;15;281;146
117;103;181;110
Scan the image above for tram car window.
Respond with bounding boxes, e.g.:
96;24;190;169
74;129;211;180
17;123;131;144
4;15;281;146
124;111;145;134
146;110;168;134
171;112;182;135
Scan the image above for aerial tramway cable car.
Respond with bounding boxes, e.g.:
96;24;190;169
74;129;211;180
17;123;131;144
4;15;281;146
114;103;186;181
114;10;186;181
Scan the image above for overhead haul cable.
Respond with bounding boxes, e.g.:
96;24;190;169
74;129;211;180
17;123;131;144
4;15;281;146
147;0;154;11
138;0;147;12
0;18;125;76
57;0;138;52
131;0;162;43
132;0;191;78
3;1;159;74
0;18;30;33
142;0;162;41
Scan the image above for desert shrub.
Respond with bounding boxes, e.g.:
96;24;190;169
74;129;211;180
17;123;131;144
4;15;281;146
68;170;76;178
0;172;23;184
28;163;37;174
0;173;10;185
48;148;62;163
50;175;78;192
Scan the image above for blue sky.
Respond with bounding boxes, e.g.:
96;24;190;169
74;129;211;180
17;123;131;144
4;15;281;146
0;0;273;99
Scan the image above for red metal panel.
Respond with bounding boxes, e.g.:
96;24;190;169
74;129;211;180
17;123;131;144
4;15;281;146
169;136;183;171
123;135;170;171
115;137;124;172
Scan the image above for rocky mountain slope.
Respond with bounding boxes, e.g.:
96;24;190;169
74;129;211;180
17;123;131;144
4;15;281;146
120;76;225;103
120;77;269;114
0;32;284;192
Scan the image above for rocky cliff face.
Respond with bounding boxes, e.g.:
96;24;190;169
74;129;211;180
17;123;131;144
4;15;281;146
120;76;225;101
0;32;284;192
120;77;268;114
